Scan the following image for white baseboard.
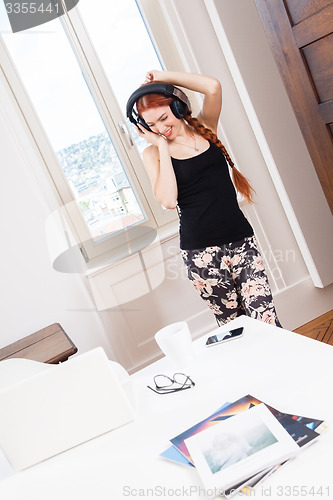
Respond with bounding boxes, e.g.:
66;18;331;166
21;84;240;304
274;278;333;331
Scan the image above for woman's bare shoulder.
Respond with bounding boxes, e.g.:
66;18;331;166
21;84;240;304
143;144;159;162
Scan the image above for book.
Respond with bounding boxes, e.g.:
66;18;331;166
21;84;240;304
159;445;194;467
224;462;286;498
170;395;256;465
160;401;231;466
170;394;322;465
184;403;300;493
228;412;327;497
165;394;326;495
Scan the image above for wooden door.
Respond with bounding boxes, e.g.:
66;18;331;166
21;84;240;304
254;0;333;214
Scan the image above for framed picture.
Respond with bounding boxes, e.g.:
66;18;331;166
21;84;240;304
185;403;299;493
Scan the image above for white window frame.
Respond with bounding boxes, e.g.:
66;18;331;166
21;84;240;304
0;0;188;265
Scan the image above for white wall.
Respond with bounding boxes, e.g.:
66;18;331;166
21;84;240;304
0;77;114;359
157;0;333;314
208;0;333;287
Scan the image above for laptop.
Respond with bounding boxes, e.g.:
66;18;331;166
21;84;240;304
0;347;135;472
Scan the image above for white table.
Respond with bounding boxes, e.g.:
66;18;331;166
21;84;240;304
1;316;332;499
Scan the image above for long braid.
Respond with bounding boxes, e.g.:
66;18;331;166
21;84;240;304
136;90;255;203
186;114;255;204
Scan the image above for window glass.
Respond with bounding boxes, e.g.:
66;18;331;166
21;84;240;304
0;8;148;241
76;0;163;155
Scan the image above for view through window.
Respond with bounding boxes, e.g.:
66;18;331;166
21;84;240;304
0;0;162;242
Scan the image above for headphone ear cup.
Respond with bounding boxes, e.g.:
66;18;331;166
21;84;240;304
137;116;152;132
170;99;188;119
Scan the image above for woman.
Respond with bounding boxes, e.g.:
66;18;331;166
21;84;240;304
130;69;282;327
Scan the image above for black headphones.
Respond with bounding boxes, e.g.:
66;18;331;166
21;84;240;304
126;82;191;132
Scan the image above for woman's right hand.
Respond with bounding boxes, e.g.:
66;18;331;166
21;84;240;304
136;124;168;148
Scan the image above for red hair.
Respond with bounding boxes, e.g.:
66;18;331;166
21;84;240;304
136;92;255;204
136;92;174;112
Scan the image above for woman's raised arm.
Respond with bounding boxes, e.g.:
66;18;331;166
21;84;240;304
144;70;222;134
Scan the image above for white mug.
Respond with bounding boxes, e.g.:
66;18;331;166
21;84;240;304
154;321;194;369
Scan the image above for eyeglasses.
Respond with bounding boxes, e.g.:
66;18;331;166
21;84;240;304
147;372;195;395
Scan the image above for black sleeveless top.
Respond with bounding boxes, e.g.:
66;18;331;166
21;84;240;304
171;142;253;250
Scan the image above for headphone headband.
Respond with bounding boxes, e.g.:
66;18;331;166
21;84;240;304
126;82;191;129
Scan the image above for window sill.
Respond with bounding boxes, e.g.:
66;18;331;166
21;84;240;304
84;220;179;279
84;221;180;311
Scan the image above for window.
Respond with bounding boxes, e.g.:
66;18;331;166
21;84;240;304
0;0;178;262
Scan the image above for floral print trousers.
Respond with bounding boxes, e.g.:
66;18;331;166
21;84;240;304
181;235;282;327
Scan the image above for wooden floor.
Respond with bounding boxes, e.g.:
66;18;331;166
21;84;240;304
293;309;333;345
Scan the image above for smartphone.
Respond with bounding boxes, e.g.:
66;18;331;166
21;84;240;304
205;327;244;347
